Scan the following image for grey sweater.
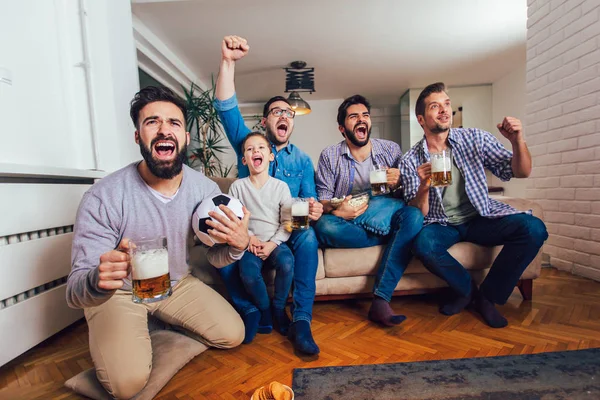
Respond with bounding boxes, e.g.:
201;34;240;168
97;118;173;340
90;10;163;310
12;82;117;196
66;162;244;309
228;177;291;245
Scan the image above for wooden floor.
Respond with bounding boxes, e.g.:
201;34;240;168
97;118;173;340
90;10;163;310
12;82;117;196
1;267;599;400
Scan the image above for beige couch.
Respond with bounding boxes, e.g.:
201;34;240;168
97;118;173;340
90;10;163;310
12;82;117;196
190;177;543;301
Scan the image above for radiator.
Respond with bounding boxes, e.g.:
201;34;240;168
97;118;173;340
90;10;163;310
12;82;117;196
0;182;91;367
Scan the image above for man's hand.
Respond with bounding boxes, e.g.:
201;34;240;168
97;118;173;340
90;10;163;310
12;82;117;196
497;117;523;144
386;167;401;189
97;239;131;291
332;195;369;220
206;205;251;251
308;197;323;221
222;35;249;62
417;162;432;188
255;241;277;260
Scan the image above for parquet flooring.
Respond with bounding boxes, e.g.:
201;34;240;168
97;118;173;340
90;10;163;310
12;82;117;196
1;267;599;399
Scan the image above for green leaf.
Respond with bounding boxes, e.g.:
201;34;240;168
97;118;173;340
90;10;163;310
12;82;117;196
181;76;231;177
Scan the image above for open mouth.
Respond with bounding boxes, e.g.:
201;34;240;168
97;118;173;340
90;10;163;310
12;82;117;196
252;154;264;168
438;115;450;123
153;140;176;160
354;124;368;139
277;123;288;137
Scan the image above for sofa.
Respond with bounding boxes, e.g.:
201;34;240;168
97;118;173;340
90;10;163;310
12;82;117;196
190;177;544;302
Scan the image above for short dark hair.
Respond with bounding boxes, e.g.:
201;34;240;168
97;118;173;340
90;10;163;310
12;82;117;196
262;96;291;118
129;86;187;129
336;95;371;127
241;132;271;153
415;82;446;119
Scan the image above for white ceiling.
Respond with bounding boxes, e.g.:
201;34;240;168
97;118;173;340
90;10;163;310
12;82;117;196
131;0;527;104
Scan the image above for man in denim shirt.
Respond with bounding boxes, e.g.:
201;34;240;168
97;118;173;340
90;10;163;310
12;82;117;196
315;95;424;327
400;82;548;328
213;35;323;355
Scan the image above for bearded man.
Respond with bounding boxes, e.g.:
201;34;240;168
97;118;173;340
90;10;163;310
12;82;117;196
213;35;323;355
314;95;424;327
66;86;248;399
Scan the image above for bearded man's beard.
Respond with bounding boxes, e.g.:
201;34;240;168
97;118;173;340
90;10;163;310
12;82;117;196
344;124;371;147
265;128;286;146
139;138;188;179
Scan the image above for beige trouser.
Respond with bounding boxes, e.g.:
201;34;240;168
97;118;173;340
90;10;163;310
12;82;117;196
84;275;244;399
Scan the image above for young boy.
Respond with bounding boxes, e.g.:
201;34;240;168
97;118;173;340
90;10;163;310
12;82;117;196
228;132;294;342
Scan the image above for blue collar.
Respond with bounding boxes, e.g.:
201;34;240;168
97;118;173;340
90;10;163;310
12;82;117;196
271;141;293;154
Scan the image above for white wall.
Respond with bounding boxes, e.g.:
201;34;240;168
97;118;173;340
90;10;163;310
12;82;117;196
491;64;528;197
0;0;139;176
87;0;140;172
293;99;344;164
526;0;600;282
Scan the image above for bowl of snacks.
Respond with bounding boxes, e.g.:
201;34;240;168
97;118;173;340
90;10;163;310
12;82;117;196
330;192;370;209
251;381;294;400
348;191;370;207
330;197;345;209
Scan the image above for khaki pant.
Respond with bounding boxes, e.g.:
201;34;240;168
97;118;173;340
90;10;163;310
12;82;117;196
84;275;244;399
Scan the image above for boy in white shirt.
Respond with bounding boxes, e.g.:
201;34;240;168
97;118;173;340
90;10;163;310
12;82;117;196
228;132;294;342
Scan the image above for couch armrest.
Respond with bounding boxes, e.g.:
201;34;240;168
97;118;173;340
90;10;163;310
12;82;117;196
491;196;545;281
491;196;544;220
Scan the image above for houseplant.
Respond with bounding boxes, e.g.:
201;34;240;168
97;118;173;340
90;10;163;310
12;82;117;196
183;81;234;177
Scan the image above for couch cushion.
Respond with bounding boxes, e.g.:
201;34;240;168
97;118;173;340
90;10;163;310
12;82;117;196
315;269;492;296
190;244;326;286
324;242;503;278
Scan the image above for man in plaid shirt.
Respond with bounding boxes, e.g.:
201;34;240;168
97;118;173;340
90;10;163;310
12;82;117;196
400;82;548;328
315;95;424;327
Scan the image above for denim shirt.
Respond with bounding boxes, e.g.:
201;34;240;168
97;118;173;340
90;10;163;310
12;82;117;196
400;128;526;226
214;93;317;199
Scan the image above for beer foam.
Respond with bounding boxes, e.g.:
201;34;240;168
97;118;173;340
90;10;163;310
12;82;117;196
369;169;387;183
431;157;451;172
291;201;309;216
131;248;169;280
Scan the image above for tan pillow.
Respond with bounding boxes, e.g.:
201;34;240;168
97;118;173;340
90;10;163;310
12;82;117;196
64;330;208;400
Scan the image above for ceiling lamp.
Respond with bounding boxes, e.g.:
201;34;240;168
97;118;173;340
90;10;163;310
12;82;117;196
284;61;314;116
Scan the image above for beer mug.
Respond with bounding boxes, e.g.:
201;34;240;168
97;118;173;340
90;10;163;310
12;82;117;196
370;168;390;196
129;236;172;304
430;149;453;187
291;198;310;230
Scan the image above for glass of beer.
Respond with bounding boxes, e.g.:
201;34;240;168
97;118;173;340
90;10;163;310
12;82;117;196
430;149;453;187
130;237;171;304
370;168;390;196
291;198;310;230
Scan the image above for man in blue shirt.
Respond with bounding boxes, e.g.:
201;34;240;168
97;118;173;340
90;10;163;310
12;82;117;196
400;82;548;328
213;35;323;355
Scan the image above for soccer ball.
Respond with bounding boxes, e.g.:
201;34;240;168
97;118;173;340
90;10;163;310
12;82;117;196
192;194;245;247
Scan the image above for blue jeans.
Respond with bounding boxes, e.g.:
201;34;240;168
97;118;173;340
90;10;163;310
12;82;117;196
288;227;319;323
314;206;424;301
218;228;319;323
217;262;258;317
239;243;294;311
412;214;548;305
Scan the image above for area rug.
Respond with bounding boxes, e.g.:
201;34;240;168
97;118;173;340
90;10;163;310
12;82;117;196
292;348;600;399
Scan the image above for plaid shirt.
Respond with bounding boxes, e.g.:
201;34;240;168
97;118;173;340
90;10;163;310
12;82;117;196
316;139;401;200
400;128;526;226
